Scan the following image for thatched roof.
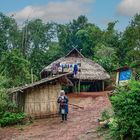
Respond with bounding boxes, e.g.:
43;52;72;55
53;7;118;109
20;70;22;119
41;48;110;81
9;73;72;94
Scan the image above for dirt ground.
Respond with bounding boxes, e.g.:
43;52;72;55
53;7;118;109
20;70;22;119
0;92;112;140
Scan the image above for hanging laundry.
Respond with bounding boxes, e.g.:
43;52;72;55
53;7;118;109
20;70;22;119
73;64;78;76
52;63;59;75
56;62;60;67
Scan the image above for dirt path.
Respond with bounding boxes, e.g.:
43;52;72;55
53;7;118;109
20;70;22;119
0;92;111;140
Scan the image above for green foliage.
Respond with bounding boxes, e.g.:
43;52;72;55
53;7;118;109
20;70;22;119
0;49;31;87
0;12;139;84
108;81;140;140
0;112;25;127
57;15;95;56
0;75;25;127
76;24;102;58
0;75;11;112
0;12;21;59
21;19;53;57
103;21;120;49
22;19;56;78
101;110;111;121
93;43;118;71
0;12;140;86
119;14;140;66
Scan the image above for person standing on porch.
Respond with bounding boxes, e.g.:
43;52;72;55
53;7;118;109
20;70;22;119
57;90;69;122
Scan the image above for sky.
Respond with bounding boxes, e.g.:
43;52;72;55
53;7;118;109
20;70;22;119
0;0;140;31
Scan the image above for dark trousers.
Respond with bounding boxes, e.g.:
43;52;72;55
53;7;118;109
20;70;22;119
62;114;67;121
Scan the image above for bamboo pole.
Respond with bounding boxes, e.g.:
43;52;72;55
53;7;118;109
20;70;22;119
69;103;84;109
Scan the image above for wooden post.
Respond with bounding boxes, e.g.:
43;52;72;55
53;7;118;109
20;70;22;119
76;81;78;93
116;72;119;86
78;79;80;94
102;81;105;91
74;82;77;93
78;63;81;94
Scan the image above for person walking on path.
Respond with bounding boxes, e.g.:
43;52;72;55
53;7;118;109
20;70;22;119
57;90;69;122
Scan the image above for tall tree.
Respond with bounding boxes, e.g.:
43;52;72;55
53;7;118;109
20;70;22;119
21;19;55;78
76;24;102;58
57;15;89;53
0;13;20;60
0;49;31;87
122;14;140;65
93;43;118;71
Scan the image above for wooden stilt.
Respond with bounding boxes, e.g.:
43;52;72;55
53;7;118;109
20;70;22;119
78;79;80;94
102;81;105;91
74;82;76;93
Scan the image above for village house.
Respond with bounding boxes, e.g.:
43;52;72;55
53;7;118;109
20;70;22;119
41;48;110;92
115;66;132;86
10;73;72;118
115;64;140;86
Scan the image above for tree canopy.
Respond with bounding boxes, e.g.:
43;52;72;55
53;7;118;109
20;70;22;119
0;13;140;87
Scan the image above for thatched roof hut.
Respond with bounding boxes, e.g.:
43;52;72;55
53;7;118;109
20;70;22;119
41;48;110;81
41;48;110;92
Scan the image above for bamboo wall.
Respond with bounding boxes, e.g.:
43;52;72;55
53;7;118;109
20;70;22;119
24;82;61;117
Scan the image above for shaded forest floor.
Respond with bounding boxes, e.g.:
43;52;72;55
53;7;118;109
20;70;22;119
0;92;111;140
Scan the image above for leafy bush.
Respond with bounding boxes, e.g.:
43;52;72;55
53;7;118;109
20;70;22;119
0;112;25;127
108;80;140;140
101;110;111;121
0;75;25;127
